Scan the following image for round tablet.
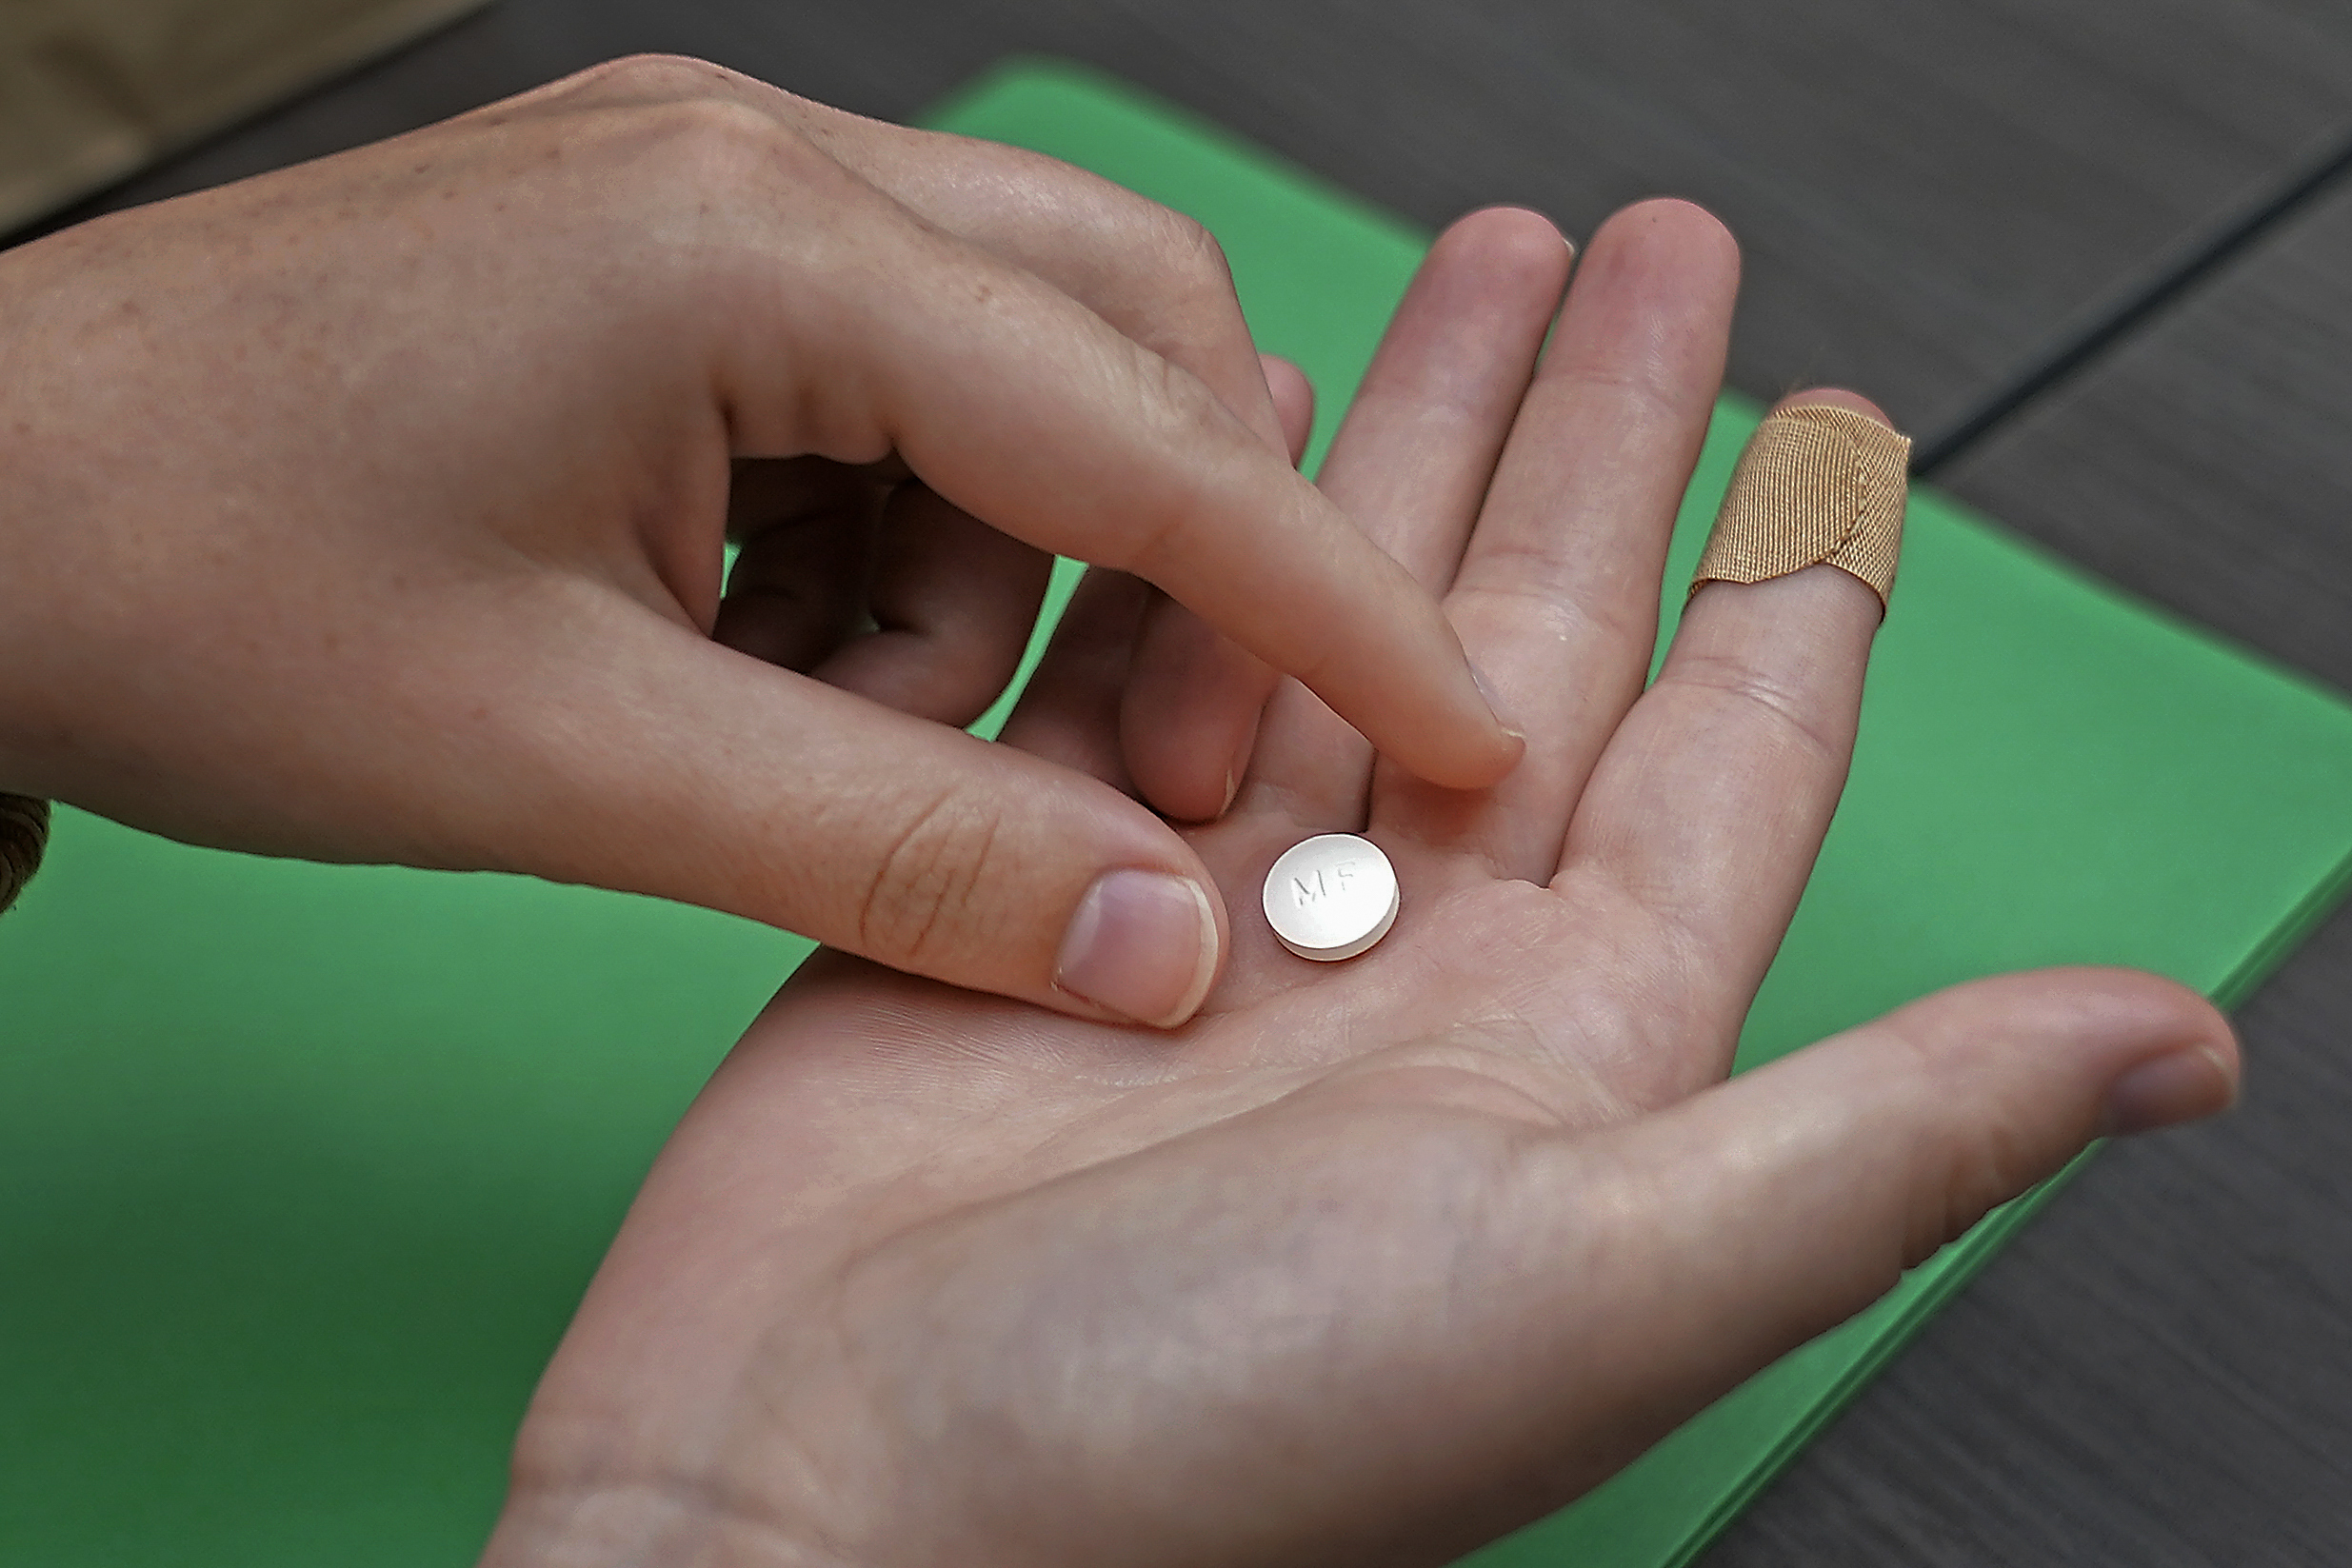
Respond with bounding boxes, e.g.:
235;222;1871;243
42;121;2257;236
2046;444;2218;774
1261;834;1400;962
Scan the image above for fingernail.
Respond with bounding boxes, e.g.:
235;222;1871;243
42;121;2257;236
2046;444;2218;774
1471;665;1525;744
1055;869;1219;1029
2100;1044;2239;1137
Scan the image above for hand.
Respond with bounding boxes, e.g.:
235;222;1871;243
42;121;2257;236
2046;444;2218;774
0;55;1516;1027
479;203;2239;1568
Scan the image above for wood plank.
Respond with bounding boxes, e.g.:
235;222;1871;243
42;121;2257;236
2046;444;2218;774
1713;171;2352;1568
18;4;2352;1564
1712;907;2352;1565
23;0;2352;439
1940;184;2352;701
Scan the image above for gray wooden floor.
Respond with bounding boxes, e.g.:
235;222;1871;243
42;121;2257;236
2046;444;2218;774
21;2;2352;1562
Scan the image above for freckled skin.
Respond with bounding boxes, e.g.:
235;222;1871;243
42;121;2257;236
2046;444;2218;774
0;58;2241;1568
0;53;1506;1022
469;204;2234;1568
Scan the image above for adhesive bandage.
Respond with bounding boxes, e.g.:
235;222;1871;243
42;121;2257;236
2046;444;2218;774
1690;404;1911;607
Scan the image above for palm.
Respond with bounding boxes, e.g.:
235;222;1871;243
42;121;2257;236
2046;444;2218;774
555;865;1679;1566
484;206;2227;1568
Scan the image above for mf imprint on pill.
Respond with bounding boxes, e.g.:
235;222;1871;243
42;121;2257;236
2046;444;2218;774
1262;833;1399;962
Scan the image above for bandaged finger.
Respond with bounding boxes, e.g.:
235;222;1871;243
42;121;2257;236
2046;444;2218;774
1690;404;1911;608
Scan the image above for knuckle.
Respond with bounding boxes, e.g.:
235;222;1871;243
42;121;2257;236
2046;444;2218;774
560;59;830;200
1103;360;1247;573
1908;1116;2036;1269
569;52;742;104
1149;208;1236;295
1558;362;1693;428
990;155;1232;303
648;95;806;181
1888;1014;2052;1269
855;788;1007;967
1132;332;1226;429
1664;651;1845;767
1088;205;1249;369
1137;209;1246;349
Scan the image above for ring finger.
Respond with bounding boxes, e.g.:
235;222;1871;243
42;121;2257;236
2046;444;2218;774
1558;389;1901;1093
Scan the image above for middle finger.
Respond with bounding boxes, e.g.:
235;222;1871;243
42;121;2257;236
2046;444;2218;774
1227;207;1572;835
1372;198;1740;883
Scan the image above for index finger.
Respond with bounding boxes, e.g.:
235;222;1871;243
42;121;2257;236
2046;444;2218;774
682;62;1306;820
714;158;1522;792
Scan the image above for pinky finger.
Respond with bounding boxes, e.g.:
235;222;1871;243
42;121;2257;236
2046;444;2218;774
996;567;1153;792
1261;354;1318;463
813;482;1055;725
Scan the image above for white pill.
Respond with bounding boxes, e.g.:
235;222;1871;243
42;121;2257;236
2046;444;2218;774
1261;834;1399;962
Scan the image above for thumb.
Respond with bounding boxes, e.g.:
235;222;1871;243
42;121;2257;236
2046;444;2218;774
1540;967;2237;1484
452;602;1226;1029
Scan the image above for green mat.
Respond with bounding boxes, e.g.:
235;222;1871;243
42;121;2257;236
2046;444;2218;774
8;57;2352;1568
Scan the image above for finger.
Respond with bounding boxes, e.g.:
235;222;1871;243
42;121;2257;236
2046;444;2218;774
708;159;1521;793
1557;389;1898;1082
1117;356;1316;821
554;57;1313;819
712;458;884;670
827;116;1317;818
460;593;1226;1029
992;566;1151;792
1236;208;1571;829
524;58;1514;786
1118;593;1278;821
1374;200;1739;882
787;80;1305;818
812;482;1056;725
1501;967;2237;1500
991;347;1310;796
1261;353;1317;463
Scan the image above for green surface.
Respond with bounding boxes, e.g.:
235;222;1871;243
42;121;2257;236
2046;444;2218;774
7;57;2352;1568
